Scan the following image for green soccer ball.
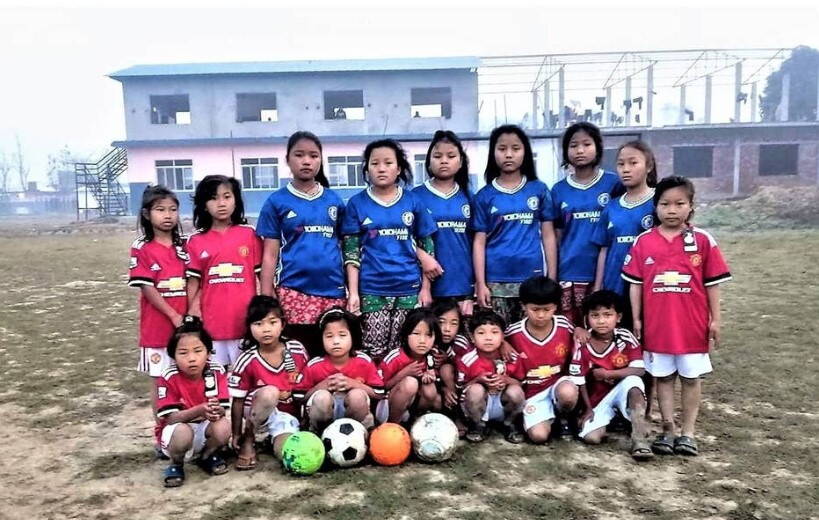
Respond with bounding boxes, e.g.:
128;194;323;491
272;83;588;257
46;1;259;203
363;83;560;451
281;432;326;475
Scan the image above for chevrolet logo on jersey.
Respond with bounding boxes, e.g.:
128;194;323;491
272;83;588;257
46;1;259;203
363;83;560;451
526;364;560;379
209;263;244;277
652;271;693;293
157;277;187;292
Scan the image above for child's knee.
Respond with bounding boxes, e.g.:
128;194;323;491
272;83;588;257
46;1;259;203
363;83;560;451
463;384;486;404
418;382;440;406
627;387;646;408
345;389;369;412
169;424;194;451
311;390;334;412
582;428;605;445
503;384;525;404
526;422;551;444
396;376;420;396
555;381;578;407
208;417;231;444
254;385;280;406
679;375;700;386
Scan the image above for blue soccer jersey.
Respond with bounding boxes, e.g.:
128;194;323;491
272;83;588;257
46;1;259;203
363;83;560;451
551;169;621;282
341;187;437;296
412;181;474;298
591;190;655;295
472;178;556;284
256;183;346;298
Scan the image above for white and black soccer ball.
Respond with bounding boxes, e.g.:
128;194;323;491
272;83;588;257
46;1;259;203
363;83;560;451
321;418;368;468
410;413;459;463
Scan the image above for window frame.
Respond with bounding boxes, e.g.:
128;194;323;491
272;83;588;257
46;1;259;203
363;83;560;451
672;145;714;178
240;157;280;190
327;156;366;188
155;159;194;191
150;95;191;125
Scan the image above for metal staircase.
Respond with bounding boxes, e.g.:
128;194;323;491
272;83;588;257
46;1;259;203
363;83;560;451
75;147;128;219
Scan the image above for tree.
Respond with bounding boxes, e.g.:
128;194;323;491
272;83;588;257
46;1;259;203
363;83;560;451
14;134;29;191
0;151;10;193
760;46;819;122
47;145;79;191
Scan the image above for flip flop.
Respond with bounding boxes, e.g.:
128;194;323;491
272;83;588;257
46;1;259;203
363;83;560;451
631;438;655;461
163;464;185;488
651;433;676;455
674;435;699;456
197;453;229;476
235;453;257;471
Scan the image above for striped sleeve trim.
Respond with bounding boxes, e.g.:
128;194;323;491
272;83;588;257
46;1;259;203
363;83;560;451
621;272;642;284
229;387;248;399
127;277;154;287
704;273;732;286
629;360;645;368
568;375;586;386
185;268;202;278
156;405;181;418
218;398;231;409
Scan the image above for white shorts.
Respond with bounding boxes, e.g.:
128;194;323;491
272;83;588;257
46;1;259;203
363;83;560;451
306;391;371;420
243;405;300;439
137;347;173;377
160;421;210;461
579;376;645;438
461;392;504;422
212;339;242;367
375;399;410;425
522;376;573;431
644;352;712;378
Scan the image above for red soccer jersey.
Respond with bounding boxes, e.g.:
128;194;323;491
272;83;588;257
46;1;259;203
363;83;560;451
293;353;385;399
454;349;519;390
622;226;731;355
128;237;189;348
154;362;230;443
379;348;439;386
228;341;309;416
506;316;575;398
186;225;262;340
444;334;473;359
568;329;644;407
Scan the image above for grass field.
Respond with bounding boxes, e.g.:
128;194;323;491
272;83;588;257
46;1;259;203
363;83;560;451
0;216;817;520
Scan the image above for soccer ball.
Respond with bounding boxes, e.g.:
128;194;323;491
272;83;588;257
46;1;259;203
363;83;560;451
321;418;368;468
369;423;411;466
281;431;326;475
410;413;459;463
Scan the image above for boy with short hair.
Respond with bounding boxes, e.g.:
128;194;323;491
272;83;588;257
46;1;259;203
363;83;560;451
506;276;578;444
569;290;653;460
456;309;525;443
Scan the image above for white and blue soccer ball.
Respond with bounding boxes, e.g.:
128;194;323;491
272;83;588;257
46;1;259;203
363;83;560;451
321;418;368;468
410;413;459;463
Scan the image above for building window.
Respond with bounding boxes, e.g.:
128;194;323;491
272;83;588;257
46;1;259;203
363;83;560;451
411;87;452;119
150;95;190;125
327;156;365;187
241;158;279;189
413;154;427;186
601;148;619;173
759;144;798;176
236;93;278;122
324;90;365;120
155;160;193;190
673;146;713;178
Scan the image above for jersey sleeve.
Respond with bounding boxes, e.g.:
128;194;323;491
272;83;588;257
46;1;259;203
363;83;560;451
550;185;565;228
621;236;645;284
334;198;347;237
362;358;386;397
185;234;203;279
567;341;589;385
506;354;525;381
255;197;281;240
128;244;157;287
340;196;361;236
539;183;557;222
622;333;645;368
156;375;183;418
413;196;438;239
591;206;613;247
292;360;317;400
379;355;402;385
253;232;263;274
701;232;732;286
471;190;491;233
215;371;232;410
454;356;471;390
228;359;253;399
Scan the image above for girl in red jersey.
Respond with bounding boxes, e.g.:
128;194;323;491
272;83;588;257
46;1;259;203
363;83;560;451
229;296;309;470
128;185;189;415
186;175;262;368
622;176;731;457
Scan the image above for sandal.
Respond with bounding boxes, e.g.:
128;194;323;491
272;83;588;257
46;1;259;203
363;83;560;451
631;438;655;461
198;453;229;476
235;453;257;471
465;421;487;443
503;423;525;444
651;433;675;455
163;464;185;488
674;435;699;456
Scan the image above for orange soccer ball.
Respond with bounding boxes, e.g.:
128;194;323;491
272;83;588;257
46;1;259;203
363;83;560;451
369;423;411;466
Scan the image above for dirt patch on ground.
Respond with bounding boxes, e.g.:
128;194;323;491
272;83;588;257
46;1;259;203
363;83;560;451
696;185;819;230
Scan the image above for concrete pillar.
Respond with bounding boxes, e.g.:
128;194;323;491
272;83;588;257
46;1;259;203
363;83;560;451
604;87;612;127
625;76;632;126
750;82;758;122
532;90;538;130
732;137;741;196
705;75;712;124
734;62;743;123
646;64;654;127
558;67;566;128
543;80;550;129
679;85;687;125
779;72;791;122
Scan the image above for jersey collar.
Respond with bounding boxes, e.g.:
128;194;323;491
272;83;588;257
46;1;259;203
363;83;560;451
492;177;526;194
424;179;460;199
366;186;403;207
566;167;604;190
286;182;324;201
619;188;655;209
521;316;558;346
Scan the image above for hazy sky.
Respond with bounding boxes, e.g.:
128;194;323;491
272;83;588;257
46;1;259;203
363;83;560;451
1;5;818;188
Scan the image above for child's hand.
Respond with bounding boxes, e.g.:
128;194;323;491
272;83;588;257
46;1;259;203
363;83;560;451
579;409;594;427
499;341;518;362
443;386;458;408
205;398;223;421
573;327;590;344
421;370;436;385
591;368;610;382
632;319;642;341
333;375;358;392
476;283;492;308
402;361;426;379
418;286;433;308
171;313;184;329
709;320;721;349
419;254;444;281
431;349;448;368
347;293;361;315
458;299;474;317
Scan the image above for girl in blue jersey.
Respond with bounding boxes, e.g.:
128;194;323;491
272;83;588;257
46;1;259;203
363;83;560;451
473;125;557;325
257;132;347;357
412;130;475;316
341;139;437;362
591;140;657;320
551;122;621;325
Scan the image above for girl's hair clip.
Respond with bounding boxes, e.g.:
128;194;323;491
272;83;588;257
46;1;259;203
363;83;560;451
318;308;346;327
